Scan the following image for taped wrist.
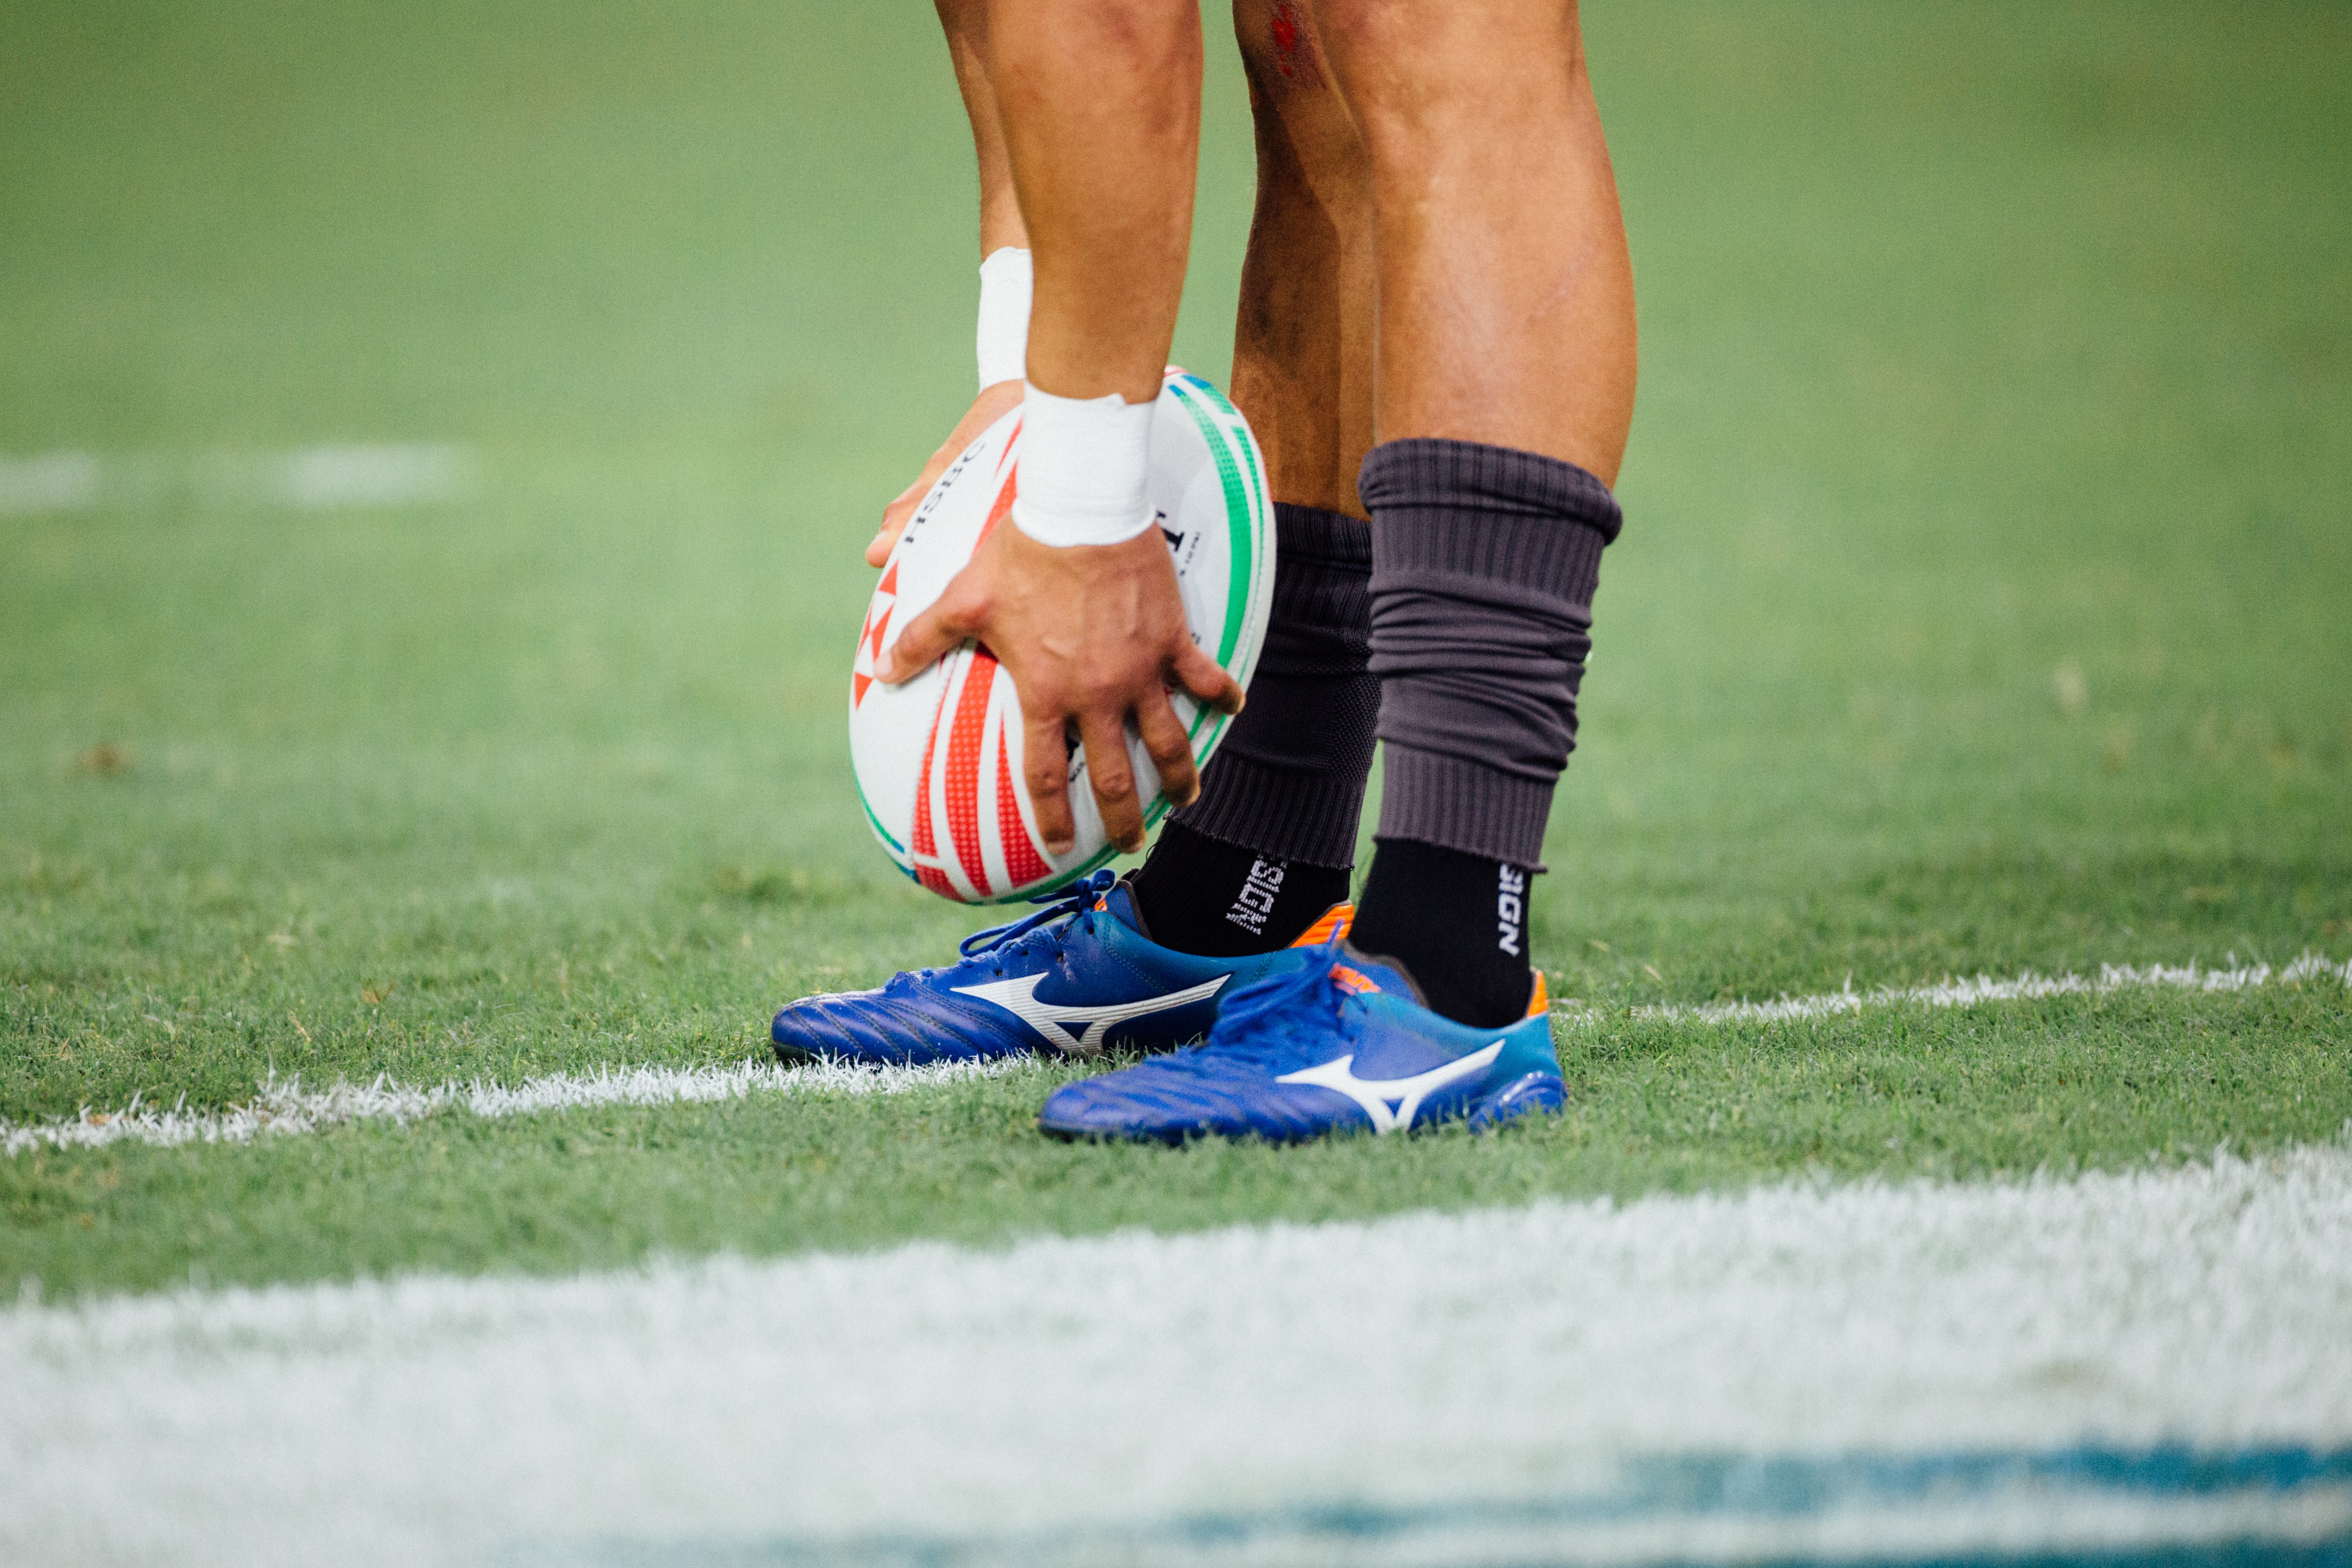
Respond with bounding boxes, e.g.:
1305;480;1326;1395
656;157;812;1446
1171;504;1377;869
974;248;1031;390
1009;385;1157;548
1360;438;1622;868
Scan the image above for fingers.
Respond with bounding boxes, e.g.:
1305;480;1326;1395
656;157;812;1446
872;446;952;566
876;575;983;684
1023;710;1077;856
1077;710;1146;854
868;478;926;567
873;382;1027;566
1133;685;1199;811
870;433;958;565
1170;640;1245;716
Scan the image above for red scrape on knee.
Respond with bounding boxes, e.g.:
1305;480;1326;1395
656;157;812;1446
1269;1;1320;83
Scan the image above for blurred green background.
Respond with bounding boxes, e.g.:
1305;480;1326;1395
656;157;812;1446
2;2;2348;1290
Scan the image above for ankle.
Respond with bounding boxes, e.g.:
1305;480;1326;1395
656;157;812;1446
1346;839;1535;1028
1129;822;1352;958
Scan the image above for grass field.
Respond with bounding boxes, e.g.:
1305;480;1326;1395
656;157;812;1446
4;0;2350;1313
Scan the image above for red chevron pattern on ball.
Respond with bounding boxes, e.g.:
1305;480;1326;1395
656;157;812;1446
848;370;1274;905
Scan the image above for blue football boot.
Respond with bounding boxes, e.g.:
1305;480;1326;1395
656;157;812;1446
771;869;1354;1066
1035;939;1566;1142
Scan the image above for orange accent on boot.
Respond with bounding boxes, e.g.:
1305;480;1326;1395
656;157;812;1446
1525;971;1550;1017
1328;963;1381;997
1288;902;1354;948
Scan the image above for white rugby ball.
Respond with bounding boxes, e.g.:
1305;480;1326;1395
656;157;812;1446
850;369;1274;905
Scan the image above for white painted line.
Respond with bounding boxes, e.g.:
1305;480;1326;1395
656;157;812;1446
0;450;101;514
6;949;2345;1160
4;1143;2348;1565
1565;948;2352;1027
268;442;469;509
0;444;471;516
0;1056;1023;1158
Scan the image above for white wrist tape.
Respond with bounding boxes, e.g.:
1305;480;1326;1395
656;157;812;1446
974;248;1032;390
1011;383;1157;548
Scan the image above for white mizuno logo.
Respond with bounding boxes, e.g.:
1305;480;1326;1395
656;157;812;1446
1277;1042;1505;1135
952;972;1230;1058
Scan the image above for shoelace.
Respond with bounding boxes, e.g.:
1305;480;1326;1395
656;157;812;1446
955;867;1118;962
1151;943;1355;1077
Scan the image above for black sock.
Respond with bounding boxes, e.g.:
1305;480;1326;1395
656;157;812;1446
1129;822;1352;957
1345;838;1535;1028
1171;504;1378;867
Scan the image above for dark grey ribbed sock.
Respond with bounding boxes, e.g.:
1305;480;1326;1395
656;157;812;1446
1349;438;1622;1021
1360;438;1620;867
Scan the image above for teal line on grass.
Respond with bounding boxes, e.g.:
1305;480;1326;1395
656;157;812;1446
535;1443;2352;1567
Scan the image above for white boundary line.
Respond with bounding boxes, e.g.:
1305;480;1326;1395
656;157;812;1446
5;951;2345;1159
6;1140;2351;1565
1;1056;1021;1158
1568;948;2352;1027
0;443;470;515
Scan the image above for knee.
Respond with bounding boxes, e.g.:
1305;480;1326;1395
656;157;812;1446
1097;0;1199;62
996;0;1199;88
1235;0;1334;95
1235;0;1370;200
1312;0;1583;157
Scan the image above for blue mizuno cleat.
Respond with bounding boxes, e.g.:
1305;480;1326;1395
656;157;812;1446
1035;940;1566;1142
770;869;1353;1067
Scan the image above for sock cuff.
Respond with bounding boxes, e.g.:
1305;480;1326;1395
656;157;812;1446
1273;501;1374;568
1358;437;1622;544
1171;748;1367;871
1360;439;1618;617
1265;502;1374;676
1374;746;1554;870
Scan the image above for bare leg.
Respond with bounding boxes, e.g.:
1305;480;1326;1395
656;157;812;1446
1309;0;1635;484
1122;2;1383;952
1229;0;1375;517
1277;0;1635;1027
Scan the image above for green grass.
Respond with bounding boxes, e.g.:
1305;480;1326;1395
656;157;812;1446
4;0;2350;1296
10;983;2348;1298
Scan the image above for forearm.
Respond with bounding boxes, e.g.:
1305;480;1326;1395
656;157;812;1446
934;0;1027;257
986;0;1199;405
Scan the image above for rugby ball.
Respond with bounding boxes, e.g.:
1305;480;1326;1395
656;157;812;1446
850;369;1274;904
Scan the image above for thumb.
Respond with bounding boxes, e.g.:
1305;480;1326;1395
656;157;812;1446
878;580;983;685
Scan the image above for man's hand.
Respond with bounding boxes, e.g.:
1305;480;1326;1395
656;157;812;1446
878;522;1243;855
867;379;1028;568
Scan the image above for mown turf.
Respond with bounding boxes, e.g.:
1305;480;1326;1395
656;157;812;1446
3;1;2349;1295
9;983;2350;1299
